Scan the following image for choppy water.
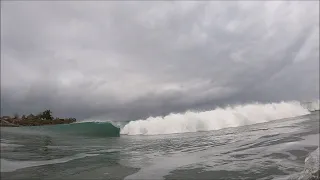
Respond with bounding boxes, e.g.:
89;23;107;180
1;102;319;180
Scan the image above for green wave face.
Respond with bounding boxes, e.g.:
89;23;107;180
44;122;121;137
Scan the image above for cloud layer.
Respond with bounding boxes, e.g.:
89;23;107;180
1;1;319;120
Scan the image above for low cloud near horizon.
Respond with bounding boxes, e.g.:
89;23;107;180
1;1;319;121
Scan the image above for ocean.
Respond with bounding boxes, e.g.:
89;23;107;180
1;101;319;180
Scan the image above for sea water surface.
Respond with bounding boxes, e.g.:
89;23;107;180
1;101;319;180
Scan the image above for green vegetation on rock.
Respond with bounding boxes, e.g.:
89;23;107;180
0;110;76;127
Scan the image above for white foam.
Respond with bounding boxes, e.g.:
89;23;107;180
77;119;111;123
120;101;310;135
301;99;320;111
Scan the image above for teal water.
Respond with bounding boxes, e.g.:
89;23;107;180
1;112;319;180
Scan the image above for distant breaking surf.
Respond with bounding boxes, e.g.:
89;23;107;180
120;101;315;135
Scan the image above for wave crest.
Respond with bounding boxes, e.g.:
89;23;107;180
47;122;120;137
120;101;310;135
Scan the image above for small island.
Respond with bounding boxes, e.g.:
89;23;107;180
0;110;76;127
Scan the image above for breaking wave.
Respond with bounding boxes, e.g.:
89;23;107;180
14;100;317;137
120;101;311;135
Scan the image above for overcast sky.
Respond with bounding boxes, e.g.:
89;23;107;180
1;1;319;121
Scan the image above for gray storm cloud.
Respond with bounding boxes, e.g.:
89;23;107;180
1;1;319;120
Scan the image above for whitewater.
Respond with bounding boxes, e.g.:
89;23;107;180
120;101;315;135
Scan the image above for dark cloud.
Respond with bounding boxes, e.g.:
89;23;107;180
1;1;319;120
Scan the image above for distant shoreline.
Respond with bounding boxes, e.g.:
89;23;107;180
0;110;76;127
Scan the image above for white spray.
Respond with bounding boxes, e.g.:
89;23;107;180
120;101;311;135
301;99;320;111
